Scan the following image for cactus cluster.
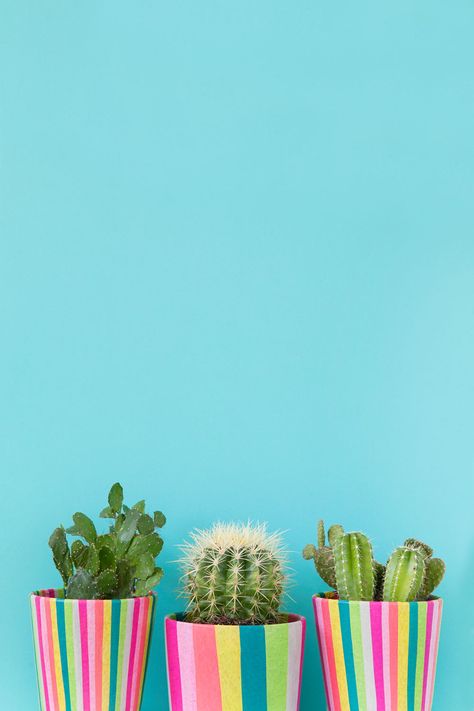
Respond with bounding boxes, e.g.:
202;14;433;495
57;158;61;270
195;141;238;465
179;522;287;624
303;520;445;602
49;483;166;599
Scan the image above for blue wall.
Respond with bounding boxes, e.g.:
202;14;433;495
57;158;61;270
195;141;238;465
1;1;473;708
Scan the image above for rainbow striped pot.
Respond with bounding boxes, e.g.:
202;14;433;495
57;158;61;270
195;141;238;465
165;613;306;711
313;594;443;711
30;589;156;711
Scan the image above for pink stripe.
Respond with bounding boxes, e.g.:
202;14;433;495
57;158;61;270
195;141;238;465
421;601;434;711
177;621;197;711
297;617;306;710
44;599;60;711
370;603;385;710
314;598;334;710
193;624;222;711
389;603;398;711
40;598;54;711
382;603;391;710
87;602;96;708
166;618;183;711
130;599;147;711
427;601;442;709
35;596;51;711
94;602;104;711
79;600;90;711
125;599;141;711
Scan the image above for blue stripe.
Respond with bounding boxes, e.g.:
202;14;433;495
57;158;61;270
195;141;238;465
56;601;71;711
240;625;267;711
108;600;121;710
339;601;359;710
407;602;418;710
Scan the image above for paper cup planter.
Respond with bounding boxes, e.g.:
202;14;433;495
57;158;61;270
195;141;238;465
165;613;306;711
313;594;443;711
30;589;156;711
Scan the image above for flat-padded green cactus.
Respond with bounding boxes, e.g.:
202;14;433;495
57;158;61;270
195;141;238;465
180;522;287;624
303;521;445;602
48;483;166;599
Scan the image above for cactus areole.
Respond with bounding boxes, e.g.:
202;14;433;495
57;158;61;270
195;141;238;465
48;483;166;599
303;520;445;602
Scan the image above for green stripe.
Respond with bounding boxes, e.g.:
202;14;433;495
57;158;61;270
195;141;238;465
349;602;367;711
108;601;121;710
115;599;129;710
407;603;418;710
414;602;427;710
56;601;71;711
64;603;77;711
264;623;289;711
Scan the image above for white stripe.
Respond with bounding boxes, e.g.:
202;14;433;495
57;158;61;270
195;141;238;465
73;602;83;711
177;620;197;710
286;620;302;711
119;599;135;711
359;602;377;710
382;603;391;711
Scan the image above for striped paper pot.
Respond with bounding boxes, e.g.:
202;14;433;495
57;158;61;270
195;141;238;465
30;589;156;711
165;613;306;711
313;594;443;711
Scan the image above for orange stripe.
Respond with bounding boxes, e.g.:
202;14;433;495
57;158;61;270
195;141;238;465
194;625;222;711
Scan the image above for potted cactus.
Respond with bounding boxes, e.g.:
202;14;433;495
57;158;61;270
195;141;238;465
165;522;306;711
30;483;166;711
303;521;445;711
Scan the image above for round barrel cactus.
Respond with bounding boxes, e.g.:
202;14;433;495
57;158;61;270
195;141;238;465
179;522;287;624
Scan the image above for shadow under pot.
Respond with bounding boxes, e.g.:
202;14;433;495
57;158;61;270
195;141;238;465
313;593;443;711
30;588;157;711
165;613;306;711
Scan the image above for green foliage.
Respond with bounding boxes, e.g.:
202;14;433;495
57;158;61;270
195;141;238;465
48;483;166;600
303;521;445;602
180;522;287;625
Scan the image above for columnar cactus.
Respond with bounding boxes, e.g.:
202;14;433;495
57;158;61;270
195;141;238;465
383;546;425;602
48;483;166;599
179;522;287;624
303;520;445;602
334;532;375;601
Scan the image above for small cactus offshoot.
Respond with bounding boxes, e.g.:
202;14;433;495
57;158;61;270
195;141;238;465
179;522;287;625
48;483;166;599
303;521;445;602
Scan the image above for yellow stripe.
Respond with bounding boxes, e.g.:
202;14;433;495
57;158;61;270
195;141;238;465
398;603;409;711
328;600;351;710
50;599;66;711
215;625;243;711
102;600;112;710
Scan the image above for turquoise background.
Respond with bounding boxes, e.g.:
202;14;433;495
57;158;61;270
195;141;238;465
1;1;473;708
